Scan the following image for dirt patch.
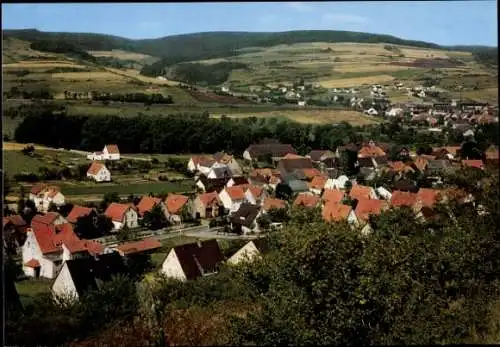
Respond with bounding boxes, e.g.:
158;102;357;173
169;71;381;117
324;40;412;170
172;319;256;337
392;58;465;69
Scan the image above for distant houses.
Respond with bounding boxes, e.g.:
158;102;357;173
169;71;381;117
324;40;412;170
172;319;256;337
87;144;120;161
86;162;111;182
29;185;65;213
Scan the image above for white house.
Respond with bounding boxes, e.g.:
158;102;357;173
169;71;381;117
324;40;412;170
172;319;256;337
365;108;379;116
324;175;350;190
297;100;306;107
219;186;247;213
104;203;138;230
29;185;65;213
87;144;120;161
376;186;393;200
164;194;189;224
227;239;269;265
385;107;403;117
207;166;232;179
86;162;111;182
245;185;267;205
161;239;224;281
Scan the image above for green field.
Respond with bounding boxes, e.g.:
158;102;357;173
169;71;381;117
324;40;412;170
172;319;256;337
56;180;194;196
16;278;52;306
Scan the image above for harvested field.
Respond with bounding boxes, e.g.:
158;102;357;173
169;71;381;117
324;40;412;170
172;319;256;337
51;71;127;80
318;75;395;88
333;63;419;73
391;58;465;69
211;109;381;125
88;50;155;61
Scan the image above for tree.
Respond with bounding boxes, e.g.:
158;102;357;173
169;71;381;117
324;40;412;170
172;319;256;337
267;207;290;223
100;192;120;211
142;204;168;231
257;214;271;231
275;183;293;201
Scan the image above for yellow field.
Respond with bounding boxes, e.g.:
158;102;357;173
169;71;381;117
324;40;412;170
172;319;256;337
211;109;380;125
3;61;85;69
334;63;418;73
3;142;55;151
319;75;395;88
51;71;127;80
88;50;154;61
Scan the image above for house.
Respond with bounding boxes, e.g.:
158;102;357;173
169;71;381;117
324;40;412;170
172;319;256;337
187;155;214;173
227;238;269;265
227;177;249;187
375;186;392;200
87;144;120;161
279;179;309;196
364;108;379;116
393;179;419;193
219;186;247;213
322;202;358;226
165;194;190;223
29;185;65;213
196;176;229;193
191;191;224;219
86;162;111;182
309;175;328;195
358;140;386;158
66;205;98;225
385;107;403;117
485;146;499;166
461;159;484;170
261;197;287;213
297;100;306;107
416;188;442;208
31;212;67;230
243;139;296;161
321;189;344;204
197;158;219;176
412;156;430;173
293;193;320;208
432;147;461;160
427;159;453;176
277;156;314;178
207;166;232;179
115;238;162;256
324;175;350;190
349;184;378;200
161;239;224;281
104;203;139;230
387;161;415;175
307;150;336;164
245;185;267;205
354;198;387;234
136;196;165;218
230;203;262;234
391;190;421;211
52;252;125;302
22;223;104;279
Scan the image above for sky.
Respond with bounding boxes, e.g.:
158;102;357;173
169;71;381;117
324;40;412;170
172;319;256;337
2;2;497;46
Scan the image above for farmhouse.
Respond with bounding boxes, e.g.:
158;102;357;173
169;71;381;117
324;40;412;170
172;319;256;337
161;239;224;281
461;159;485;170
227;238;270;265
219;185;248;213
136;196;166;218
358;140;387;158
86;162;111;182
29;185;65;213
165;194;190;223
52;252;126;302
243;139;296;161
87;144;120;161
230;203;262;234
191;191;223;219
22;223;104;279
104;203;139;230
277;156;314;178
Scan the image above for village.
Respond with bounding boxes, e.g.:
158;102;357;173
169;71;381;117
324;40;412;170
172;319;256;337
3;124;498;303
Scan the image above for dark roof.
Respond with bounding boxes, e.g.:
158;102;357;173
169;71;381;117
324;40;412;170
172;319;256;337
277;158;314;175
245;143;297;158
197;176;229;192
307;150;333;161
64;252;126;297
252;238;270;254
373;155;389;166
427;159;452;170
230;177;250;186
173;239;224;281
210;167;232;179
393;179;418;193
230;203;261;228
358;157;375;168
338;143;360;152
287;179;310;193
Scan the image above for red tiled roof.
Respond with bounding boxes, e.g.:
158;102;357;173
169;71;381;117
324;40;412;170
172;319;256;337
461;160;484;169
45;186;61;198
247;185;264;199
283;153;304;159
30;183;46;195
322;189;344;204
5;214;27;228
191;155;214;166
136;196;162;216
310;175;328;190
391;190;419;207
81;240;105;256
416;188;441;207
358;145;386;158
105;144;120;154
67;205;94;223
116;238;161;255
349;185;373;200
322;202;352;222
262;197;286;211
388;161;414;173
87;161;106;175
31;212;61;227
355;198;385;222
24;259;40;268
224;186;246;201
105;203;133;222
165;194;189;215
302;168;323;180
294;193;320;208
198;191;220;206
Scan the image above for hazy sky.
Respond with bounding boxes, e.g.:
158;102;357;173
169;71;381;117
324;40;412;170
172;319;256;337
2;2;497;46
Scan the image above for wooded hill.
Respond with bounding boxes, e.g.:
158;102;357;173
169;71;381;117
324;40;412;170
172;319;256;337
3;29;497;76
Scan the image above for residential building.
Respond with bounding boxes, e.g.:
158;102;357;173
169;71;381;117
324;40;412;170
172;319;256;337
230;203;262;234
104;203;139;230
165;194;190;223
191;191;223;219
29;185;65;213
227;239;269;265
86;162;111;182
219;186;247;213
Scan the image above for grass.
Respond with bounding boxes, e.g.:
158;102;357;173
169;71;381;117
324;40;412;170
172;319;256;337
318;75;395;88
16;278;52;306
212;109;381;125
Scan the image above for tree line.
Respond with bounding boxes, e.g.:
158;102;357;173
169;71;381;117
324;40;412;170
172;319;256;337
62;90;174;104
12;105;498;156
